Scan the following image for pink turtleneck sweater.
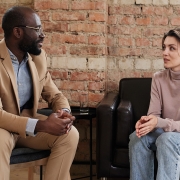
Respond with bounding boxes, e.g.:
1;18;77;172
148;69;180;132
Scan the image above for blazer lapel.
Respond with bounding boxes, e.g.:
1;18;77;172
28;55;39;115
0;40;20;113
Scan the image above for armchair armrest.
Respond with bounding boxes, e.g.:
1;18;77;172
115;100;133;148
96;92;120;178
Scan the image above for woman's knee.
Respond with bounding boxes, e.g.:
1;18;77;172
129;131;140;149
156;132;174;149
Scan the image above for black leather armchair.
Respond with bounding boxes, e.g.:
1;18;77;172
96;78;152;179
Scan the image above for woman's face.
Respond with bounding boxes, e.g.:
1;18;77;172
162;36;180;71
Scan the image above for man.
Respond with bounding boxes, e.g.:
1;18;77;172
0;6;79;180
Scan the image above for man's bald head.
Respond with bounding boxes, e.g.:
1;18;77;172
2;6;36;39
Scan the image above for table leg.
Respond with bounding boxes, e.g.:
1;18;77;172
90;117;92;180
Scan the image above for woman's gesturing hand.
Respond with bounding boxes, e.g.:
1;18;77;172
135;115;158;138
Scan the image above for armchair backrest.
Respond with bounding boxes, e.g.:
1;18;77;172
119;78;152;128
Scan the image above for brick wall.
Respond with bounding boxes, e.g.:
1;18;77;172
1;0;180;107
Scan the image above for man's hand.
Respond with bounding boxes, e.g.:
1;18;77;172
135;115;158;138
35;110;75;136
56;109;75;134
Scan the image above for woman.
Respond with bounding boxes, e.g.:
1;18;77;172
129;28;180;180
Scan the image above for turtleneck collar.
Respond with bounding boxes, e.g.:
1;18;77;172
169;68;180;80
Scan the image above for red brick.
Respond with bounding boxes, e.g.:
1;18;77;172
109;26;141;36
50;70;68;80
108;47;121;56
107;36;117;46
70;23;105;33
119;38;133;46
43;45;66;55
37;11;50;21
106;80;119;91
43;33;51;44
119;16;135;25
50;0;69;10
87;72;105;81
70;91;80;102
129;49;141;56
88;35;106;45
108;15;118;25
88;92;104;103
153;17;168;25
135;38;150;47
43;22;68;32
108;47;141;56
0;6;7;15
88;82;105;91
154;7;173;16
108;26;121;35
108;70;120;81
171;17;180;26
142;6;154;15
142;71;154;78
109;6;123;15
70;72;89;81
174;7;180;15
52;33;86;44
143;48;162;57
123;6;141;15
52;12;86;21
89;12;106;22
59;81;85;90
136;16;151;26
143;27;169;36
70;46;106;55
34;0;68;10
71;1;106;10
119;71;142;79
152;38;162;47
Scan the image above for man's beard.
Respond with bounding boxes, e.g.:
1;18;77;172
19;37;41;55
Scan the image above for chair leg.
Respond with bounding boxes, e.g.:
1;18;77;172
28;167;34;180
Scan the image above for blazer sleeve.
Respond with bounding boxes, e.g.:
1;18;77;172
0;99;28;138
41;72;70;112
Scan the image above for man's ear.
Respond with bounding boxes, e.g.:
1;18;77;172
13;27;23;39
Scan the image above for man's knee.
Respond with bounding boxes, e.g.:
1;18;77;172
56;126;79;150
67;126;79;148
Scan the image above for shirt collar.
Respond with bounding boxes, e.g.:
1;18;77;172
8;49;29;63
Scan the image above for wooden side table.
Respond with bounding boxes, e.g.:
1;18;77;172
71;106;96;180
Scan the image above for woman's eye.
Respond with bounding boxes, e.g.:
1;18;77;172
170;47;175;51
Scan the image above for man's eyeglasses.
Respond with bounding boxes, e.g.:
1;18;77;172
16;25;44;36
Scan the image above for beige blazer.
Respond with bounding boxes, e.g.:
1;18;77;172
0;39;70;138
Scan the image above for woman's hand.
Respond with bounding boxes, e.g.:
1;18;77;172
135;115;158;138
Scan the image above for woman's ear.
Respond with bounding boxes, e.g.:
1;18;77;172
13;27;23;39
